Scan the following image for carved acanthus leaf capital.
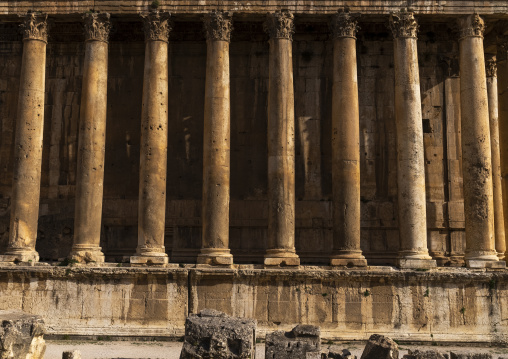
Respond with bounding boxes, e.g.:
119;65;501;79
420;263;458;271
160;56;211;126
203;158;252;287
264;10;294;40
389;9;418;39
457;14;485;40
142;10;172;42
204;11;233;42
485;55;497;77
83;12;111;42
330;9;360;39
21;12;48;42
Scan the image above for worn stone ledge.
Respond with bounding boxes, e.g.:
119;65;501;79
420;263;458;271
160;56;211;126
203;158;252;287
0;1;507;17
0;266;506;344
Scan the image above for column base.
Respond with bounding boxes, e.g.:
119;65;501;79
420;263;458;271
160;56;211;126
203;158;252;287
0;248;39;263
497;252;505;261
69;246;105;264
264;249;300;266
330;250;367;267
466;259;506;269
197;248;233;266
397;252;437;269
130;251;168;265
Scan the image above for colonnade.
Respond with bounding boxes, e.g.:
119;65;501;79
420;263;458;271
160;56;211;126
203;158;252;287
0;9;506;269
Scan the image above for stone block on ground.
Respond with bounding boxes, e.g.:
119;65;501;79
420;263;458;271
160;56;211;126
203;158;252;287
62;350;81;359
450;354;492;359
0;310;46;359
265;324;321;359
403;350;447;359
360;334;399;359
179;309;256;359
323;345;356;359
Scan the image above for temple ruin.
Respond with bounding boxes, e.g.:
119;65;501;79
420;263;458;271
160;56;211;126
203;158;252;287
0;0;507;345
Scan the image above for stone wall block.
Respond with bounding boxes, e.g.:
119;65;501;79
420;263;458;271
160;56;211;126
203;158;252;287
265;325;320;359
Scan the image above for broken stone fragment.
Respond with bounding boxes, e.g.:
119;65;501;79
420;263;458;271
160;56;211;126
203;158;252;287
62;350;81;359
323;345;357;359
265;324;321;359
179;309;256;359
403;350;447;359
450;354;492;359
0;310;46;359
360;334;399;359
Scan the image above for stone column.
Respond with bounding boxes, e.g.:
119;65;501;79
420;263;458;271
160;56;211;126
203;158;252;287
197;11;233;266
69;13;111;264
263;11;300;266
497;38;508;260
485;56;506;260
131;10;171;265
0;13;48;263
389;10;436;269
457;14;502;268
329;11;367;267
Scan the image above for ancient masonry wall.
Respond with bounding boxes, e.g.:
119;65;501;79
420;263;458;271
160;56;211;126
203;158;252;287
0;20;465;264
0;266;506;343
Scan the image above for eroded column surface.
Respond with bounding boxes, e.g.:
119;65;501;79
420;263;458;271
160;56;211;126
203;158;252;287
389;10;435;269
458;14;501;268
131;10;171;265
197;11;233;266
70;13;111;264
0;13;48;263
329;11;367;267
497;38;508;260
263;11;300;266
485;56;506;260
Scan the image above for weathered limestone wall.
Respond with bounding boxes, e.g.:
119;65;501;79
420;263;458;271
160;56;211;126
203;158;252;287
0;20;464;264
0;266;506;343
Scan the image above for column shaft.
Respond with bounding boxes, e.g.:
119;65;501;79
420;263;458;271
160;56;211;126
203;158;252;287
0;13;48;263
264;11;299;266
71;13;111;263
198;11;233;266
131;11;171;265
389;11;435;268
497;39;508;260
329;12;367;267
486;58;506;260
458;15;501;267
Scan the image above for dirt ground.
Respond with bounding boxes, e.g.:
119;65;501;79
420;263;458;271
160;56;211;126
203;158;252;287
44;340;508;359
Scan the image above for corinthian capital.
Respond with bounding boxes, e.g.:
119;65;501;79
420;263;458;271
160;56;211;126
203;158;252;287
389;9;418;39
330;9;359;39
83;12;111;43
204;11;233;42
142;9;172;42
264;10;294;40
457;14;485;40
485;55;497;78
21;12;48;42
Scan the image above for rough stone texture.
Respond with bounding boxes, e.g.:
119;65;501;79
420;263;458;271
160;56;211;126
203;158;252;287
0;310;45;359
0;267;506;342
450;354;492;359
180;309;256;359
0;13;48;263
264;11;299;266
265;325;320;359
329;12;366;267
403;350;447;359
324;345;355;359
389;11;434;268
130;10;170;265
62;350;81;359
70;13;110;264
360;334;399;359
457;14;499;266
198;11;233;266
